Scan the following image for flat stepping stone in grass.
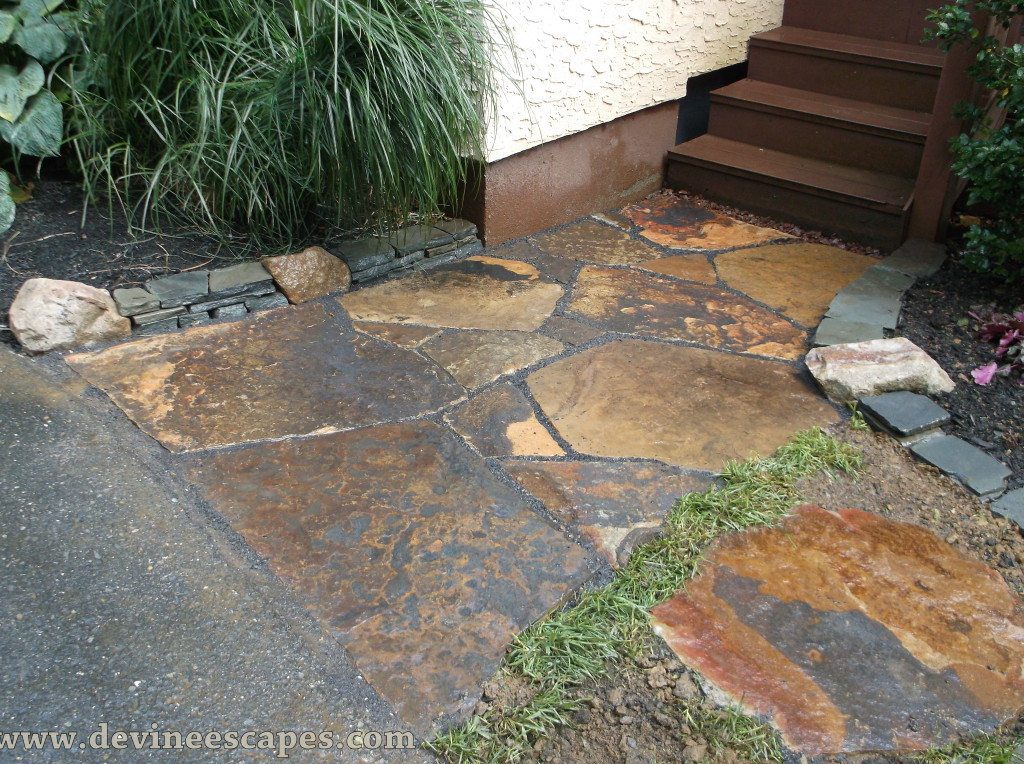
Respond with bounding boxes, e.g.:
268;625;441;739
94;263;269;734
858;391;950;438
910;435;1011;497
651;505;1024;757
990;489;1024;530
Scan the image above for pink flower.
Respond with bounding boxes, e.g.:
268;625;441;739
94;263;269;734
972;362;999;385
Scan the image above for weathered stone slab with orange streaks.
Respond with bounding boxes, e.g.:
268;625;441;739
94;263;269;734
445;384;564;457
568;266;806;360
66;303;462;452
421;330;564;389
532;219;661;266
188;420;593;734
352;321;440;347
636;254;717;284
652;505;1024;756
501;459;710;567
528;341;837;471
625;194;790;250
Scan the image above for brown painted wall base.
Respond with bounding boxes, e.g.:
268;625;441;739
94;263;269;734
458;102;677;245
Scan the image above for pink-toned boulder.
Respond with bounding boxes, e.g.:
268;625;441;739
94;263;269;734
805;337;954;403
262;246;351;304
8;278;131;354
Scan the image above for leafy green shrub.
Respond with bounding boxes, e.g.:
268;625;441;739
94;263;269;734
0;0;83;232
72;0;493;250
928;1;1024;276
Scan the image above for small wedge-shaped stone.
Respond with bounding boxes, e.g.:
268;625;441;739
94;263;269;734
9;278;131;353
263;246;352;303
805;338;954;403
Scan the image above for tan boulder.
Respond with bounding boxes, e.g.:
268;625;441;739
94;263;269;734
8;278;131;354
262;246;351;303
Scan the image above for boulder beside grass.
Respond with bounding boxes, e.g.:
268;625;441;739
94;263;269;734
262;246;351;304
8;278;131;354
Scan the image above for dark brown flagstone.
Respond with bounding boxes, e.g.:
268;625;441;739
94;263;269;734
352;321;440;348
66;303;463;453
651;505;1024;756
501;459;711;567
445;384;564;457
568;266;806;360
532;219;661;266
188;420;593;734
624;194;790;250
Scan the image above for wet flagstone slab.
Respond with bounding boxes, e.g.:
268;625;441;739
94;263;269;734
528;340;837;471
651;505;1024;756
501;459;711;567
568;266;806;360
338;256;563;331
421;330;564;389
445;384;564;457
625;195;790;250
716;242;875;326
636;254;717;284
532;219;661;266
66;303;463;453
352;321;440;348
538;316;605;347
188;420;593;734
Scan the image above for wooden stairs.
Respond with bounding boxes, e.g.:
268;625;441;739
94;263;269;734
666;1;945;250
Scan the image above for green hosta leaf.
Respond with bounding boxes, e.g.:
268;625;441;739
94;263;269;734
0;173;16;235
0;60;45;122
0;11;17;43
0;89;62;156
16;0;64;23
13;20;68;64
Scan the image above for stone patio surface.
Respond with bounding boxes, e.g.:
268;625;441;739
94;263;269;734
61;195;894;738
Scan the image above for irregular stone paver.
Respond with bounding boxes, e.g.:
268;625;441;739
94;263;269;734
528;340;837;471
66;303;463;453
445;384;564;457
625;194;789;250
501;459;711;567
812;317;885;347
532;219;660;266
188;420;593;734
879;239;946;278
421;330;564;389
858;391;950;437
992;489;1024;530
910;435;1011;497
569;266;806;360
716;243;875;326
262;246;352;303
651;505;1024;756
338;256;563;331
352;321;440;348
539;316;605;347
636;254;717;284
806;338;955;403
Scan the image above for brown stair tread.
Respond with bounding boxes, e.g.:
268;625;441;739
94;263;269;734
753;26;945;70
712;80;931;139
669;136;915;209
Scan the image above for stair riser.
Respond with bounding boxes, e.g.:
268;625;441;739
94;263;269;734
709;101;925;178
782;0;936;45
748;45;940;111
666;157;908;250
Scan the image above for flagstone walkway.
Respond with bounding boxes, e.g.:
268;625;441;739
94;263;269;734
62;196;873;737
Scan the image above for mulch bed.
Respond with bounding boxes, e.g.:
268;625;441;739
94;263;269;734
899;254;1023;491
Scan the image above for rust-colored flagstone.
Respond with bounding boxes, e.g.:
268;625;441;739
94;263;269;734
636;254;717;284
532;219;661;266
338;256;562;331
569;266;806;360
501;459;711;567
528;341;836;471
66;303;462;453
352;321;440;348
625;194;790;250
539;316;605;347
421;330;564;389
188;420;593;734
652;506;1024;756
716;242;875;326
445;384;564;457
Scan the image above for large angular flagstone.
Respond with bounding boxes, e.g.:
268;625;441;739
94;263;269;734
625;194;790;250
532;219;661;266
501;459;710;567
188;420;593;734
716;242;875;326
338;256;562;331
66;303;462;452
569;266;806;360
528;341;836;471
445;384;564;457
652;506;1024;756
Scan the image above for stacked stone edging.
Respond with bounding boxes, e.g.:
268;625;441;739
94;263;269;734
335;218;481;283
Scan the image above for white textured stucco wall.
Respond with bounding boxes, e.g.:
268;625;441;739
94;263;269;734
483;0;785;162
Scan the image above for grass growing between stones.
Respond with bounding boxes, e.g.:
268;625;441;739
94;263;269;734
912;733;1023;763
427;427;862;763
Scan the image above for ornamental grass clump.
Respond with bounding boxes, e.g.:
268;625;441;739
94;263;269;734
72;0;492;250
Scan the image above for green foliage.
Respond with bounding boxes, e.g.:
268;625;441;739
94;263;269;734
72;0;493;250
0;0;80;233
911;732;1023;763
927;1;1024;276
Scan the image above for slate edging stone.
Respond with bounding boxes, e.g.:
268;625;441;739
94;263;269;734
992;490;1024;531
910;435;1012;498
858;391;951;438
